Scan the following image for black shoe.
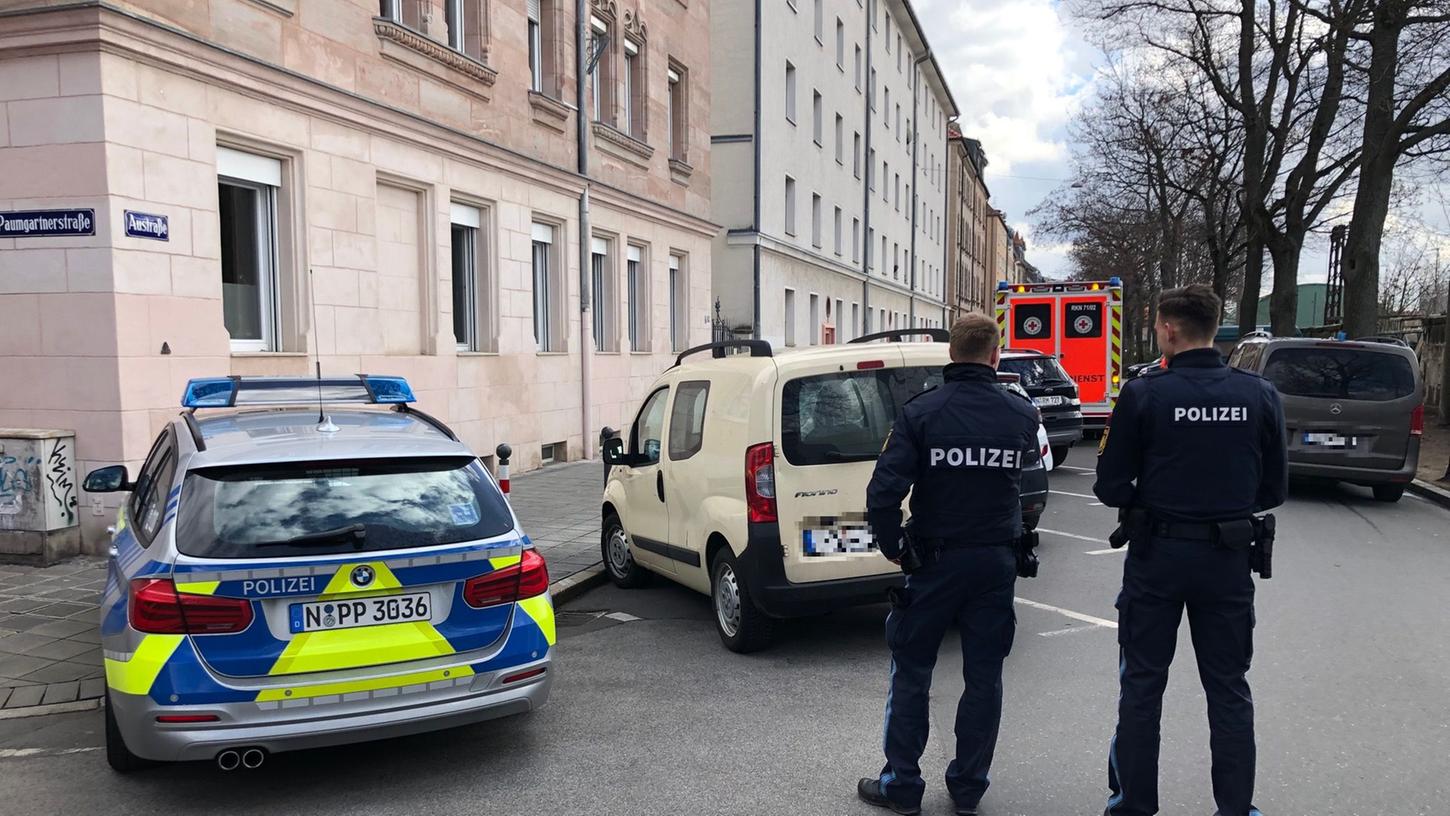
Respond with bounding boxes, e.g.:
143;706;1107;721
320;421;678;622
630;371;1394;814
856;778;922;815
954;803;980;816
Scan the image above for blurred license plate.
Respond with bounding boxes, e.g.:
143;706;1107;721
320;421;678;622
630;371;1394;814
289;593;431;633
803;525;877;556
1033;396;1064;407
1304;432;1355;448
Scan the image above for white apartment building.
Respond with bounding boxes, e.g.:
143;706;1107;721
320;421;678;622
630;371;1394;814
710;0;956;347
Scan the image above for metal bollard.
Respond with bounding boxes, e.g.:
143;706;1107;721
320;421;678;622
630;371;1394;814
496;443;512;496
599;426;619;485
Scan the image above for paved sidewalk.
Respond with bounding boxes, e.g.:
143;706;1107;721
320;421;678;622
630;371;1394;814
0;461;604;713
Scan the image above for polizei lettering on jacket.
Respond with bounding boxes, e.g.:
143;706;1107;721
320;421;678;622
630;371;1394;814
240;576;319;596
1173;406;1249;423
928;447;1022;469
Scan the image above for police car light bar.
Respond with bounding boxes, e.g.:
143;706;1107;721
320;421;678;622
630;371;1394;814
181;375;416;409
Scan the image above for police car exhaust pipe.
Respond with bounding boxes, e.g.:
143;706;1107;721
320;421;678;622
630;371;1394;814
241;748;266;769
215;749;241;771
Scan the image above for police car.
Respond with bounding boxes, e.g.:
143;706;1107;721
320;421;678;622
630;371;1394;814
599;330;1051;652
84;376;553;772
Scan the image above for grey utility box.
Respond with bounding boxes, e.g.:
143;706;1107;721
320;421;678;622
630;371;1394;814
0;429;82;565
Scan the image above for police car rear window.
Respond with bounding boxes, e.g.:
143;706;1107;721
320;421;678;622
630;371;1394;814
1263;348;1415;402
998;356;1071;389
781;367;940;466
175;456;514;558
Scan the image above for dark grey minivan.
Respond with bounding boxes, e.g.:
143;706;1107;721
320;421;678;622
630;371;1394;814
1229;336;1425;501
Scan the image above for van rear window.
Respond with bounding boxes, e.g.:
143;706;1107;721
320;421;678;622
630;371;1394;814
781;367;941;466
176;457;514;558
1262;348;1415;401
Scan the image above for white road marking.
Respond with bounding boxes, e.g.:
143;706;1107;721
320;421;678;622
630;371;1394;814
0;747;101;760
1084;547;1127;556
1036;527;1102;543
1037;625;1111;638
604;611;641;622
1050;489;1099;500
1058;465;1095;474
1014;596;1118;629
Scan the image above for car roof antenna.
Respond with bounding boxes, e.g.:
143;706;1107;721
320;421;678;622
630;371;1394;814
308;268;338;434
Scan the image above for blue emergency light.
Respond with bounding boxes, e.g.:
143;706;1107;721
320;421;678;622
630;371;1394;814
181;375;416;409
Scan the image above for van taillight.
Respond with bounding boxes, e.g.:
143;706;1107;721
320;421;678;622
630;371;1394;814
745;442;777;524
463;549;550;608
129;579;254;635
1410;404;1423;437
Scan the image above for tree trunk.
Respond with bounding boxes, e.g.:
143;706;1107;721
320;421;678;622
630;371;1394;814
1237;235;1264;335
1267;238;1301;337
1440;312;1450;428
1341;12;1402;339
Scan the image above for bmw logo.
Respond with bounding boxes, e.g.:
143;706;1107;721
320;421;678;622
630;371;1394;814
351;565;375;587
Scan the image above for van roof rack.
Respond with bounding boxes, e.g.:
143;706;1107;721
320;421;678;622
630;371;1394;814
673;340;773;367
1352;336;1409;347
1240;330;1274;341
848;328;949;344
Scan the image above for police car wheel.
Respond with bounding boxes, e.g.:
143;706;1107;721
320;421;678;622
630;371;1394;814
710;549;774;653
601;514;649;588
104;691;153;773
1050;445;1070;465
1372;484;1404;503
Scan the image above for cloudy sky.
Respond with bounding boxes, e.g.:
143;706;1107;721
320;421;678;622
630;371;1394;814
915;0;1450;291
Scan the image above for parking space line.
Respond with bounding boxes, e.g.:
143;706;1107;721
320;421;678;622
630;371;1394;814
1050;489;1098;500
1084;547;1126;556
1013;596;1117;629
1057;465;1095;474
1036;527;1101;543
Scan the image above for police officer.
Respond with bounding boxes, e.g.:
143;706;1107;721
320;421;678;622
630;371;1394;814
857;313;1040;816
1095;284;1288;816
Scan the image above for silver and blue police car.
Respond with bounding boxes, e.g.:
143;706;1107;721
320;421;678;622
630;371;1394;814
84;376;553;772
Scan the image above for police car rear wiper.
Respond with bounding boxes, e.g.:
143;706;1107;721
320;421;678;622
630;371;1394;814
824;451;879;462
256;523;367;548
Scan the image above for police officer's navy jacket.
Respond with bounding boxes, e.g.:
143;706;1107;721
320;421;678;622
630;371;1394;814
1094;347;1288;521
867;362;1040;556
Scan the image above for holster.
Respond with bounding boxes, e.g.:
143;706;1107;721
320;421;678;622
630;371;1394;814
1014;531;1040;579
898;520;937;575
1109;507;1150;551
1249;514;1276;579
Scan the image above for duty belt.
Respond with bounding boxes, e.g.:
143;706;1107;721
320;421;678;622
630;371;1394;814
920;537;1015;550
1149;520;1220;541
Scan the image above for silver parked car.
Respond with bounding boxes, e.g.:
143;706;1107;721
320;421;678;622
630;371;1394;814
85;376;553;772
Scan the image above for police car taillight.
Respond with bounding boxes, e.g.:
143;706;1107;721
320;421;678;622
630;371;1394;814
1410;404;1424;437
463;549;550;608
129;579;254;635
745;442;777;524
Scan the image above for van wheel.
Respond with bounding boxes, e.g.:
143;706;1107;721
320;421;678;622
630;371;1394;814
601;514;649;588
1372;484;1404;503
105;691;153;773
711;548;774;653
1050;445;1070;466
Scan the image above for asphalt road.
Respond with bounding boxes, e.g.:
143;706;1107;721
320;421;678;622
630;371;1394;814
2;464;1447;815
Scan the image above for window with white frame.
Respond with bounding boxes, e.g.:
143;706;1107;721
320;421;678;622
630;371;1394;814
854;45;862;91
852;218;860;263
813;0;823;41
590;16;612;124
853;132;861;177
591;236;616;352
851;303;859;339
836;19;845;68
443;0;485;60
379;0;422;30
528;0;546;91
835;114;844;163
785;61;797;123
623;38;645;139
834;299;844;342
627;244;649;351
667;63;687;161
669;253;686;352
450;202;494;352
809;293;820;345
217;147;282;353
532;222;560;351
784;176;796;235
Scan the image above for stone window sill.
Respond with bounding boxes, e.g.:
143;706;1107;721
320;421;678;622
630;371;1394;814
669;157;693;186
374;18;497;99
230;352;310;358
592;121;654;169
245;0;296;15
529;91;572;133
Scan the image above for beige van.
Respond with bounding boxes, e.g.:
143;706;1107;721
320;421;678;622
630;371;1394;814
600;331;1051;652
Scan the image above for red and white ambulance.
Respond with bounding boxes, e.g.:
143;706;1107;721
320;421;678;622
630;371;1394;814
994;277;1124;433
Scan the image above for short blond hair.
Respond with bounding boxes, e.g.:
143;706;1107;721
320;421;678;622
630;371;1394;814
949;312;999;363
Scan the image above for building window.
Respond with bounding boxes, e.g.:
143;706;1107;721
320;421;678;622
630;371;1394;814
870;68;876;110
833;206;843;255
591;236;615;352
528;0;545;92
852;218;860;263
869;148;876;189
836;20;845;68
379;0;422;29
882;235;888;274
892;241;899;278
623;39;645;139
894;172;900;211
884;87;889;125
853;132;861;177
813;0;823;40
851;303;859;339
217;147;282;354
809;293;820;345
897;34;903;71
896;103;901;140
785;61;797;123
885;14;892;50
668;63;688;161
444;0;486;61
854;45;862;90
590;16;612;124
835;114;844;163
834;299;844;342
628;244;649;351
867;226;874;268
784;288;796;346
811;193;822;248
532;221;560;351
784;176;797;235
883;161;889;201
669;253;687;352
450;202;493;352
813;91;823;145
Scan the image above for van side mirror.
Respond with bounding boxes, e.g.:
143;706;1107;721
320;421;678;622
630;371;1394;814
601;436;631;467
84;465;133;493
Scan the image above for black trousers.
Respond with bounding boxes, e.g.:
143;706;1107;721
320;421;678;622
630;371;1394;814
1106;536;1260;816
879;545;1017;810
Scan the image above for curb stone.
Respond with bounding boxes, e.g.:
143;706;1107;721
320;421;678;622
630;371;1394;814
1407;479;1450;511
